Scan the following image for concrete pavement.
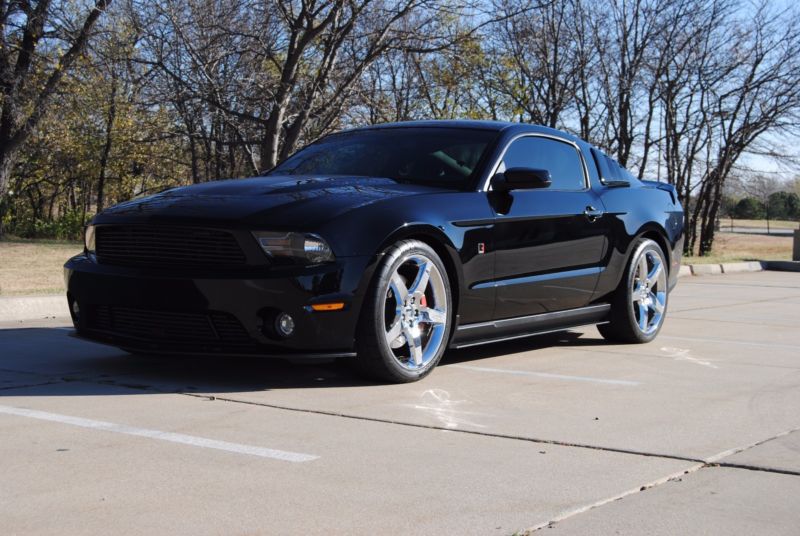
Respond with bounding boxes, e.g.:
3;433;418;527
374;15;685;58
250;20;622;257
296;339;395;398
0;294;68;323
1;271;799;534
547;467;800;535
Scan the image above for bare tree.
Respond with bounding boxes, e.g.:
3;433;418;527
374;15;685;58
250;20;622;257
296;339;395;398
3;0;800;257
487;0;581;128
0;0;113;205
131;0;485;178
658;0;731;252
693;2;800;255
592;0;666;167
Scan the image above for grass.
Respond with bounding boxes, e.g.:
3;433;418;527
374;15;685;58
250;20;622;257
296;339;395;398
683;231;794;264
0;236;82;296
721;218;799;230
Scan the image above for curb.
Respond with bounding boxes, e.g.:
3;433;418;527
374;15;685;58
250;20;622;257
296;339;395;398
689;264;723;276
680;261;757;277
0;295;69;323
721;261;764;273
679;260;800;277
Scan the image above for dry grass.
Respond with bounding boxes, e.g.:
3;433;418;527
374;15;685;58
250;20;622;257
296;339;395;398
0;237;82;295
684;231;794;264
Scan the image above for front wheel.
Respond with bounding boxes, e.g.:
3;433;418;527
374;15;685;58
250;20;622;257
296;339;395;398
598;238;669;344
354;240;452;382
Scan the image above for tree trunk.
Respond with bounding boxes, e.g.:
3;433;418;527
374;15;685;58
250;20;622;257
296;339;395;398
698;178;723;256
262;105;285;170
96;73;118;212
0;152;16;237
189;136;200;184
0;149;17;202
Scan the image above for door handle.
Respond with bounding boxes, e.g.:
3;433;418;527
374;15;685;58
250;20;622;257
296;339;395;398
584;206;604;221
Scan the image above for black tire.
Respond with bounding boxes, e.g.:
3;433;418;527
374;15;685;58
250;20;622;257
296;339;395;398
598;238;669;344
353;240;453;383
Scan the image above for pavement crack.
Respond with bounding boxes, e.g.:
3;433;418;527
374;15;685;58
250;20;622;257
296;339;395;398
0;379;64;391
704;427;800;464
178;391;704;464
711;462;800;477
519;463;706;534
0;367;177;395
519;428;800;533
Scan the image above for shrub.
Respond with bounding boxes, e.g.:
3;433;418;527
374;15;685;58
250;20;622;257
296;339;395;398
733;197;765;219
8;210;90;241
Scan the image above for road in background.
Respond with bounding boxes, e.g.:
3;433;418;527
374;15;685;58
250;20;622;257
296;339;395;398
1;272;799;535
727;226;795;236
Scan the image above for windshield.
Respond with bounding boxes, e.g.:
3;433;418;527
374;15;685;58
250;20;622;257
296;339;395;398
269;127;498;188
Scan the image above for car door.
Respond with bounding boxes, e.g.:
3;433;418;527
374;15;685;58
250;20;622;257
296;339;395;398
488;135;609;319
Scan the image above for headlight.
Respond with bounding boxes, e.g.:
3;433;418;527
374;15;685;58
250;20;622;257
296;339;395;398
84;224;96;254
253;232;335;265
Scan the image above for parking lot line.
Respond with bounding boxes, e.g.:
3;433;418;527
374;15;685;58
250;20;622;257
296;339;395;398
451;364;640;386
0;404;319;463
659;334;800;350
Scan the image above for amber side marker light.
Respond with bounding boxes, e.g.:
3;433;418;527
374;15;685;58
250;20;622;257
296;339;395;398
310;302;345;312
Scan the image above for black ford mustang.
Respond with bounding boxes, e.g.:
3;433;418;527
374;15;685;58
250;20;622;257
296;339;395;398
65;121;684;382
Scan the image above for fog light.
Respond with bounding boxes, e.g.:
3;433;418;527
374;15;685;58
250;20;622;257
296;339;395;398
275;313;295;338
70;300;80;322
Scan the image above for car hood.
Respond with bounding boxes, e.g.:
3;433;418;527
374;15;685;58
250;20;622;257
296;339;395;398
95;175;447;228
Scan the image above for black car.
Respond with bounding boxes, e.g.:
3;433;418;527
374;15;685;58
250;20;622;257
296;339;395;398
64;120;684;382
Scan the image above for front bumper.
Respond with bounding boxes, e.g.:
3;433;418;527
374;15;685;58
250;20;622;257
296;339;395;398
64;254;375;357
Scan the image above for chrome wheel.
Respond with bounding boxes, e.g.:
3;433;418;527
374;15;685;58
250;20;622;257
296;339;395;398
631;248;667;335
383;254;449;370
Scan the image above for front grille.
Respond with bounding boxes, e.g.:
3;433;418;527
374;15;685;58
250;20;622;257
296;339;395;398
89;306;253;346
209;312;251;343
95;225;246;268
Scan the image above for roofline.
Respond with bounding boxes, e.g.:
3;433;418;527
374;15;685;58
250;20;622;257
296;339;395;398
334;120;585;145
336;119;514;134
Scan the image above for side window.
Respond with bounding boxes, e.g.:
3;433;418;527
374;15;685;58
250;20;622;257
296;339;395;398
501;136;586;190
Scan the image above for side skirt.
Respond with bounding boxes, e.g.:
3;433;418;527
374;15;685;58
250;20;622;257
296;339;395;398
449;303;610;349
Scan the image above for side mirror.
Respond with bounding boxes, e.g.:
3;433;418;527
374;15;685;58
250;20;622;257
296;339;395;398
491;167;552;192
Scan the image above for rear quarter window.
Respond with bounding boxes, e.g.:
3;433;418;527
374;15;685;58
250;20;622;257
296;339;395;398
591;149;637;184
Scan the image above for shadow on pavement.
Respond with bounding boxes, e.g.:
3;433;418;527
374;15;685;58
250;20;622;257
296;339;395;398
0;326;605;397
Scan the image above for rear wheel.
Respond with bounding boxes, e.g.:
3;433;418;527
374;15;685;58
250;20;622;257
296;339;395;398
354;240;452;382
598;238;668;343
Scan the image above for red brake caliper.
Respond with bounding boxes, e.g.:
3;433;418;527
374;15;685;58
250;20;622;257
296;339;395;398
419;294;428;332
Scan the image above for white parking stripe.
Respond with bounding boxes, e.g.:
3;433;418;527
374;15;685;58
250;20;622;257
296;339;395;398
451;365;640;386
660;334;800;350
0;404;318;463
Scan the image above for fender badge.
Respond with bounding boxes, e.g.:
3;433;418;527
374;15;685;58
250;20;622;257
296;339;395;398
478;243;486;254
